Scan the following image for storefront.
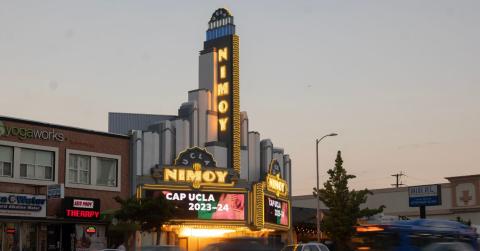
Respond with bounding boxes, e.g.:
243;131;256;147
58;197;107;251
0;116;131;251
0;193;47;251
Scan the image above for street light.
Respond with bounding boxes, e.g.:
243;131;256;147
315;133;338;242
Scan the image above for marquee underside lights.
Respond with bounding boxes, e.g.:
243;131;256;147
179;228;235;238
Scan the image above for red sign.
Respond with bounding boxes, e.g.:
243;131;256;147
5;228;16;234
86;226;96;234
64;197;101;220
66;209;100;219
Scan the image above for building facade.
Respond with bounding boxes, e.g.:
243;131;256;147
108;8;293;251
292;174;480;239
0;116;130;251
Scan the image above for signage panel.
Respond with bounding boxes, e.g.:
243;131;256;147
0;120;65;142
47;184;64;199
157;147;233;189
265;159;288;197
264;196;289;226
145;190;245;221
0;193;47;218
203;31;240;172
408;185;442;207
64;197;101;220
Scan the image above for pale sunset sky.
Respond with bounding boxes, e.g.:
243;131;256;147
1;1;479;195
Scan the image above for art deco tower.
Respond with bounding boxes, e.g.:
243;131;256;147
199;8;240;175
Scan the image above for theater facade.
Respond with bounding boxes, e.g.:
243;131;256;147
109;8;293;251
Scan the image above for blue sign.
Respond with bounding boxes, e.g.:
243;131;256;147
408;185;442;207
47;184;64;199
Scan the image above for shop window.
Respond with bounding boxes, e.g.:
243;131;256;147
0;145;13;177
20;148;54;180
68;154;91;184
96;157;118;187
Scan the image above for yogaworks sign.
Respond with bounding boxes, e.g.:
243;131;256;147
0;120;65;142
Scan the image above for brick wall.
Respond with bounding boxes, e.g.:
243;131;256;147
0;117;130;217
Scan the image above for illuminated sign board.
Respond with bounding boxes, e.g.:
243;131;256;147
163;167;228;187
5;228;16;234
85;226;96;234
145;190;245;221
266;175;288;197
203;21;241;172
158;147;233;188
265;160;288;197
216;46;231;135
0;120;65;142
64;197;101;220
264;196;289;226
0;193;47;218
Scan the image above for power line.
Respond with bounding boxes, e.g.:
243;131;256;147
391;171;406;188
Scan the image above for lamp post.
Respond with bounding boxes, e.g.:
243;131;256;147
315;133;338;242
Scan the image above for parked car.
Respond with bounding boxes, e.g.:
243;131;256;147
141;245;184;251
281;243;330;251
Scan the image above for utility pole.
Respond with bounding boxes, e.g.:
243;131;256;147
391;171;405;188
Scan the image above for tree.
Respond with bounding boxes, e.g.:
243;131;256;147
114;195;177;245
313;151;384;251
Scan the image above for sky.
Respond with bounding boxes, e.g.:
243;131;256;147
1;1;479;195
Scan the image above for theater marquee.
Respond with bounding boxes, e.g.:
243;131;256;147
252;159;291;231
141;147;248;226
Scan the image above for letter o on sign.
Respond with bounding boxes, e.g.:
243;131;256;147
218;101;229;113
202;171;216;183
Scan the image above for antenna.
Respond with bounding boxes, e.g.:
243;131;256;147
391;171;406;188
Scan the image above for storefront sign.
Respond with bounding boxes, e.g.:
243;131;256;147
408;185;442;207
0;120;65;142
265;160;288;197
86;226;96;234
145;190;245;221
64;197;101;220
0;193;47;218
5;228;16;234
264;196;289;226
47;184;64;199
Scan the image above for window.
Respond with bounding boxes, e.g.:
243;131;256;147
66;150;120;191
20;148;54;180
0;146;13;177
68;154;91;184
96;157;117;187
